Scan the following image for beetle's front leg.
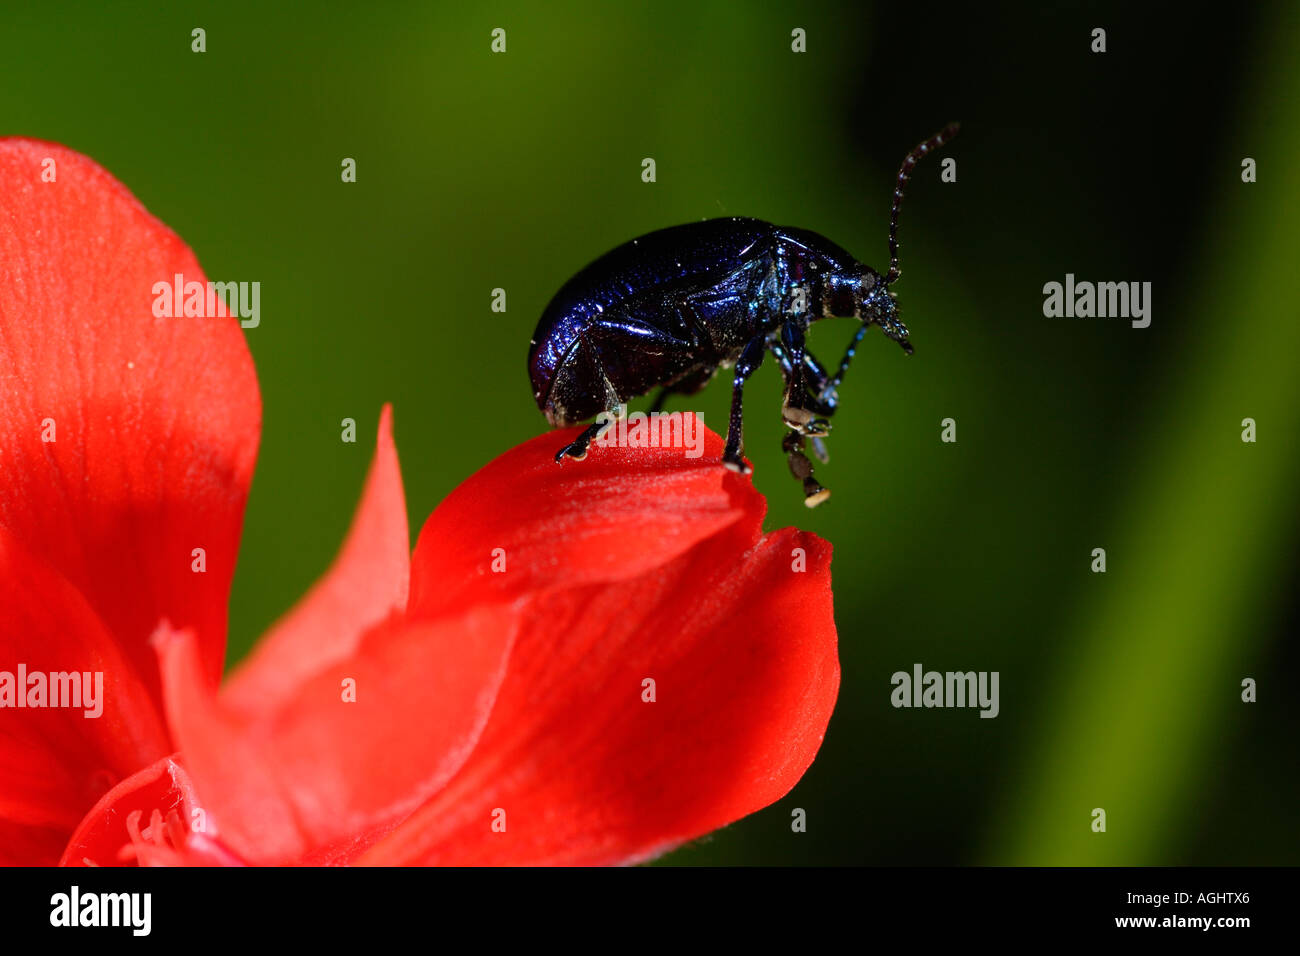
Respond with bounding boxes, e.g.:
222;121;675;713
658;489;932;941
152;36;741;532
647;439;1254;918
772;329;831;503
783;432;831;507
768;340;833;462
722;334;767;473
778;319;831;438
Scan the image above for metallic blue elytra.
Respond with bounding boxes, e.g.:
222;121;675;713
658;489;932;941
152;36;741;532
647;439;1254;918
527;124;958;506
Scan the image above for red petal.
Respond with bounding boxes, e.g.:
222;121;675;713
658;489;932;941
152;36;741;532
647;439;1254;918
363;440;839;866
156;603;521;865
0;139;260;696
221;406;409;716
0;819;69;867
409;423;753;618
0;526;171;864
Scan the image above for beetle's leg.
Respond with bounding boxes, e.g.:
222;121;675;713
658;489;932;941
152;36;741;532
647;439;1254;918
801;350;834;462
722;334;767;473
769;341;835;416
555;417;614;462
783;432;831;507
802;351;836;414
648;388;671;415
773;327;831;499
821;320;880;405
768;340;832;462
778;320;832;438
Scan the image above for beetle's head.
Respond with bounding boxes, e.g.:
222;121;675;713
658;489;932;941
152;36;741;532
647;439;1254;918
856;268;913;354
864;283;912;354
817;265;912;353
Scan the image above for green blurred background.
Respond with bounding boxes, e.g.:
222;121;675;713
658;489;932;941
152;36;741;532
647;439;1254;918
4;1;1295;864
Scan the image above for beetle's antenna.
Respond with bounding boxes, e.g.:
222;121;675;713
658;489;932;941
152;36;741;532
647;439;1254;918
886;122;959;285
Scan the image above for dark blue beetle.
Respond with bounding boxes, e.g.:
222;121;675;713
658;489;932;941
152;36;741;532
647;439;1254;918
528;124;958;506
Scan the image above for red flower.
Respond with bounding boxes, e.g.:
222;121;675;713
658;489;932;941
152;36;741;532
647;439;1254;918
0;139;839;866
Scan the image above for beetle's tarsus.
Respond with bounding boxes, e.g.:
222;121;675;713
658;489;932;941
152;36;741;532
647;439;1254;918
555;420;607;463
784;431;830;504
804;417;831;438
785;440;813;480
803;480;831;507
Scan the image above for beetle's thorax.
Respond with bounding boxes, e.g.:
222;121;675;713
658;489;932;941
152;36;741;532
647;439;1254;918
811;266;880;321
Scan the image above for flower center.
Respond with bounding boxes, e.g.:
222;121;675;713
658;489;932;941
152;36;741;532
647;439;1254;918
118;807;189;867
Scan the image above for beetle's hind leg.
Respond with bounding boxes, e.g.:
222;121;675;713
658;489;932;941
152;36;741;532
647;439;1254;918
554;420;610;462
555;395;622;463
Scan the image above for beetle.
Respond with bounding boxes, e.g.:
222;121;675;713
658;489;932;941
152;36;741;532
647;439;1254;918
527;123;958;506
